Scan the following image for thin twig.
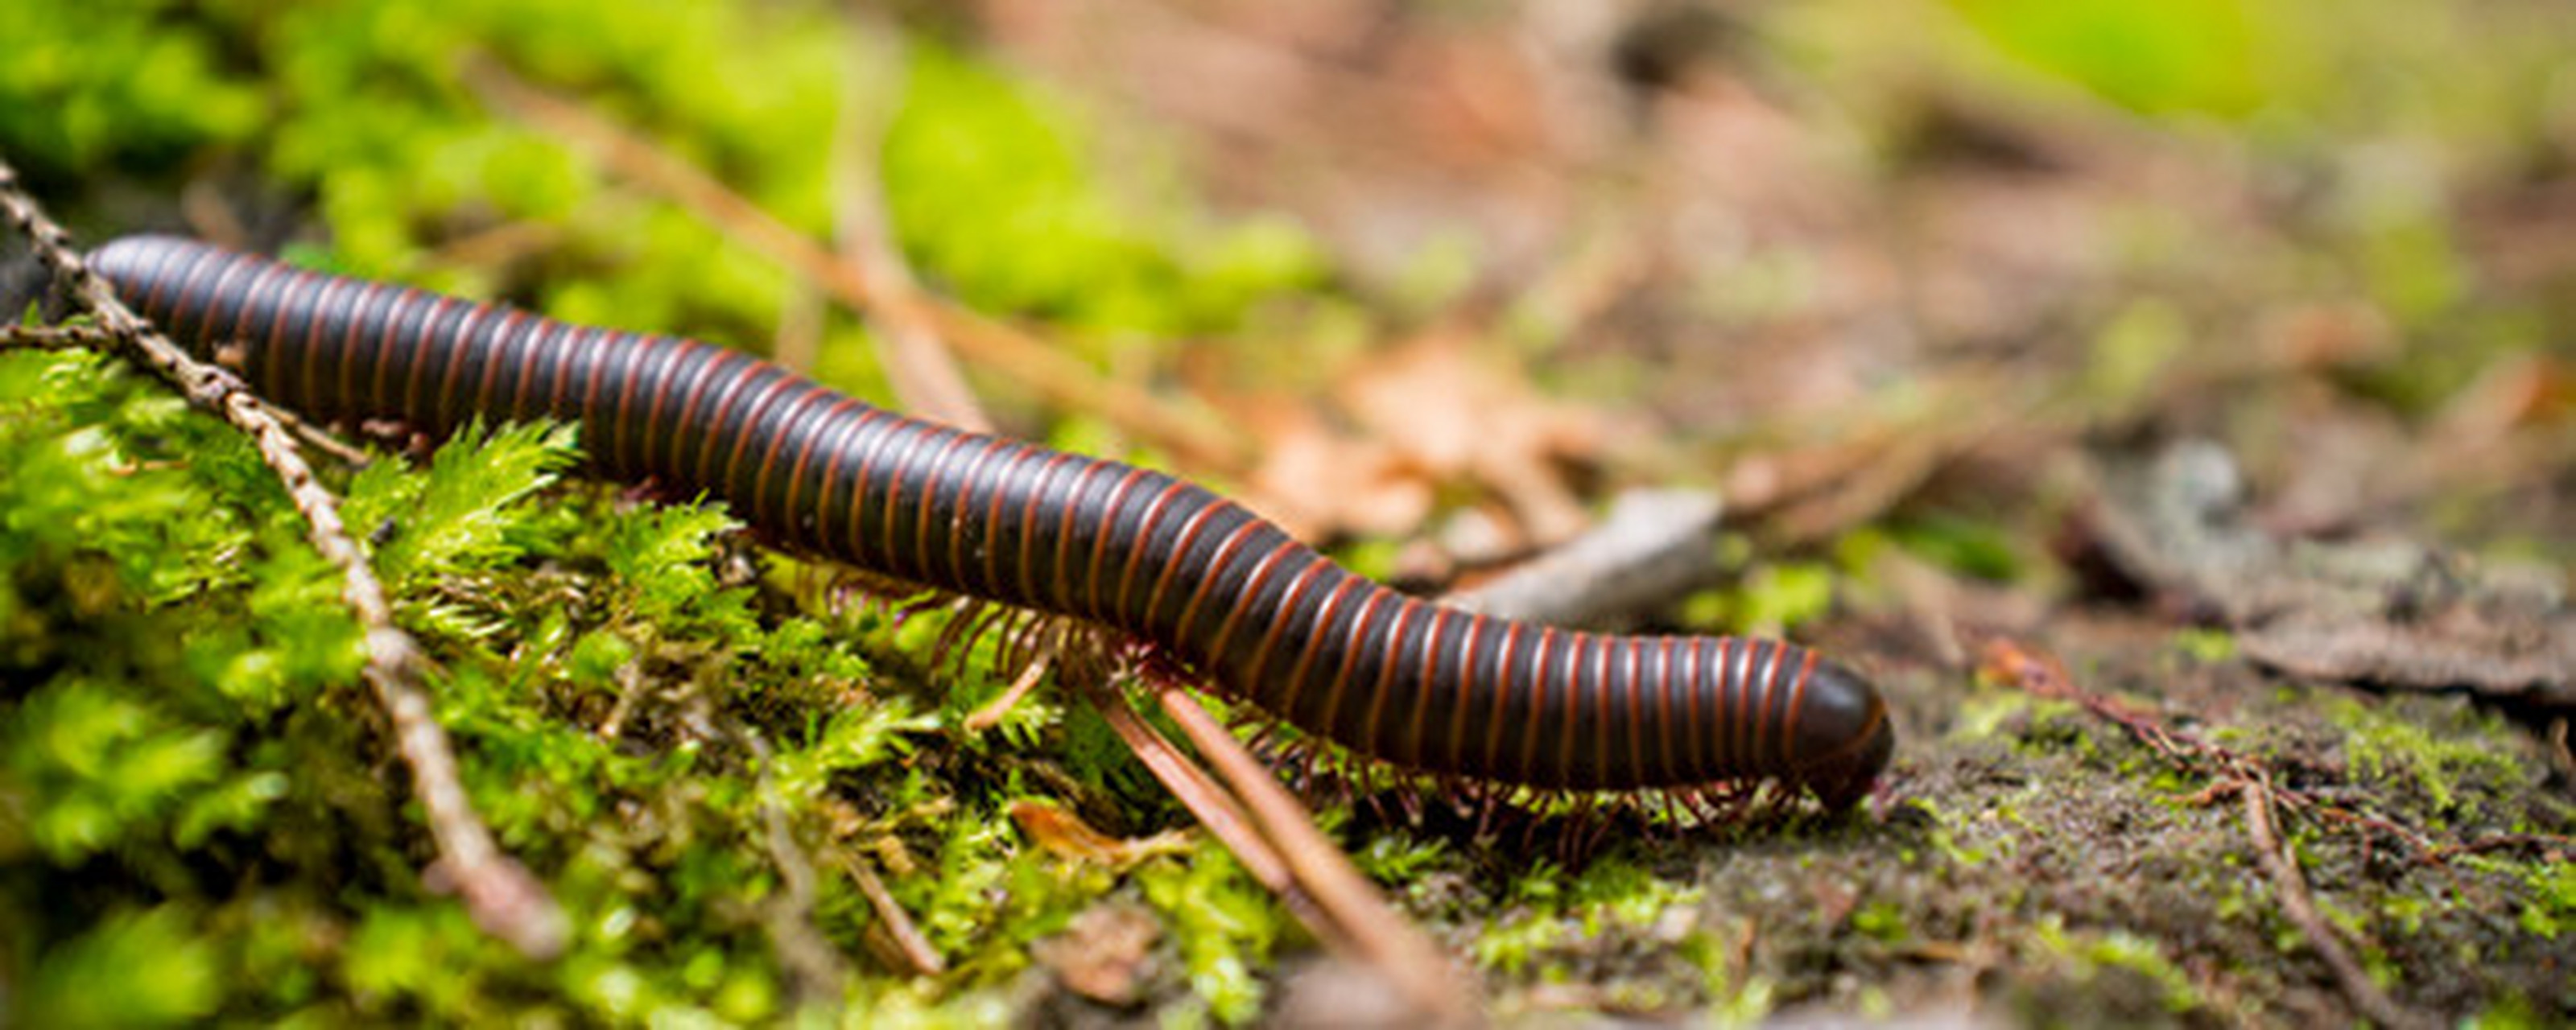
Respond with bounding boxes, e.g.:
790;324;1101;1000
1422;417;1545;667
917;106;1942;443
2241;779;2432;1030
0;157;568;958
0;322;120;351
2;323;377;466
742;732;859;997
828;12;990;433
964;638;1056;733
1080;689;1303;901
1151;685;1478;1025
844;850;945;976
465;57;1243;469
2415;833;2576;865
1446;487;1724;629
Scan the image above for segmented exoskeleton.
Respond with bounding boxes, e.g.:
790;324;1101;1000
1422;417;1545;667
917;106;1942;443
92;236;1893;806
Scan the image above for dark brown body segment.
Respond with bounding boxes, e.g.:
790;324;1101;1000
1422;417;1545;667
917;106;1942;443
91;236;1893;803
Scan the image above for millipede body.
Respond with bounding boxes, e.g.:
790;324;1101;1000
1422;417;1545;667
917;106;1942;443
91;236;1893;806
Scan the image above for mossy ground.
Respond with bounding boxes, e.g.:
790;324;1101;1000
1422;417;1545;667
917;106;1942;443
6;2;2573;1026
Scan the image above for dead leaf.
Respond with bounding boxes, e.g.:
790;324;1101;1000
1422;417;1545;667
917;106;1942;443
1031;901;1162;1006
1337;325;1603;546
1008;799;1194;867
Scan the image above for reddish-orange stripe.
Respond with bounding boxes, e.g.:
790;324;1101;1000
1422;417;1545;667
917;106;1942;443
1278;575;1364;723
906;431;976;582
1591;637;1615;787
715;374;800;503
642;342;711;476
466;309;528;422
295;272;355;414
842;407;906;566
1137;496;1228;627
1482;622;1525;772
813;406;888;560
510;318;567;420
1167;518;1261;645
785;398;863;552
1201;540;1296;664
1110;483;1192;620
1517;629;1557;781
1048;462;1110;612
398;297;464;422
947;437;1013;595
428;300;493;429
1682;640;1708;780
1358;598;1422;760
570;326;614;430
1445;615;1487;768
1010;453;1079;602
685;356;765;488
746;388;825;533
1554;632;1588;786
1402;607;1455;767
1315;589;1390;740
340;282;397;419
1238;560;1328;711
1078;469;1153;620
1745;643;1777;774
195;250;262;363
1653;638;1678;782
1622;641;1647;786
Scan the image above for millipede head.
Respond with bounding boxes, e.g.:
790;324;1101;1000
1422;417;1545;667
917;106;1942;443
1785;659;1895;810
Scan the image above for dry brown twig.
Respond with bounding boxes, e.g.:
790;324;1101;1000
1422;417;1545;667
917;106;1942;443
0;321;120;351
826;14;991;433
2240;778;2431;1030
1076;675;1478;1024
0;157;569;958
741;730;861;999
5;322;375;466
1150;682;1477;1023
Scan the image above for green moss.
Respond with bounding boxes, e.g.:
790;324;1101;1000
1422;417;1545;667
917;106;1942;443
2328;696;2530;823
1850;900;1909;945
2033;917;2202;1014
13;905;221;1027
1687;560;1838;636
1882;512;2025;583
2168;628;2237;664
1950;0;2283;117
1137;847;1282;1025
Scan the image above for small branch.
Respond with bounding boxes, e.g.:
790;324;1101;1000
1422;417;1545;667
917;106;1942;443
744;732;859;997
2415;833;2576;865
844;850;944;977
0;322;120;351
2241;780;2431;1030
0;157;567;958
1150;685;1477;1025
964;639;1055;733
1446;487;1724;629
3;323;378;467
1080;689;1302;898
828;13;990;433
465;58;1243;469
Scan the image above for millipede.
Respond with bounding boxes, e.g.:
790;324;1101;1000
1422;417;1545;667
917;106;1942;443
90;235;1893;810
